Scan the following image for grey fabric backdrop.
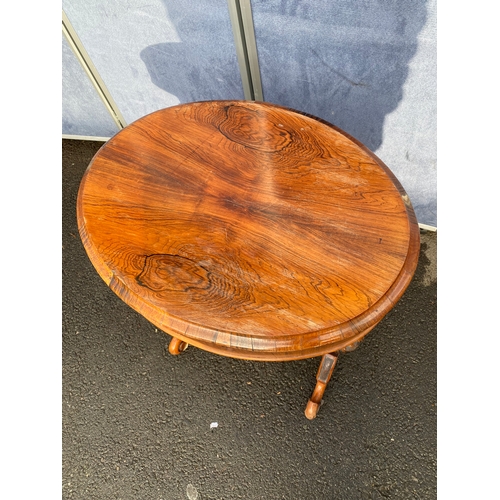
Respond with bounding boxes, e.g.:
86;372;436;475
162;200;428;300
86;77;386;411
62;0;244;125
62;0;436;226
62;35;119;137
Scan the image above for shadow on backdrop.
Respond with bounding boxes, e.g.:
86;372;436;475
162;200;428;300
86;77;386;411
140;0;244;104
140;0;428;152
250;0;429;151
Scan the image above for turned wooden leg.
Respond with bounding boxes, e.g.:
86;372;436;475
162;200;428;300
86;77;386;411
305;351;339;420
168;337;188;355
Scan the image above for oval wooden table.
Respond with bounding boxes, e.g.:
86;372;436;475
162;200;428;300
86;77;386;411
77;100;420;419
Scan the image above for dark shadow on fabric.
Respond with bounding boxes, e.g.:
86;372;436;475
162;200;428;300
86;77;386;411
250;0;428;151
140;1;244;103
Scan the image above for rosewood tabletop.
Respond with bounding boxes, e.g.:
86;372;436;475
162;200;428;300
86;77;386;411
77;100;420;418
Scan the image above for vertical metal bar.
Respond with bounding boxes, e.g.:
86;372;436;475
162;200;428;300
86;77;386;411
238;0;264;101
62;10;127;129
227;0;254;100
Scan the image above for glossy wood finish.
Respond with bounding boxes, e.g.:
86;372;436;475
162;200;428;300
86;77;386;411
77;100;420;362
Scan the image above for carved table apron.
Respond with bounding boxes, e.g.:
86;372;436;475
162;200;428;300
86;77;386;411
77;100;420;419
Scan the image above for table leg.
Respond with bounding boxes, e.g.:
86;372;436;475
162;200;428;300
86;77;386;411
168;337;188;355
305;351;339;420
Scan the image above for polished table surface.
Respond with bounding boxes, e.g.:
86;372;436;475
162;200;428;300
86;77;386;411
77;100;419;360
77;101;419;416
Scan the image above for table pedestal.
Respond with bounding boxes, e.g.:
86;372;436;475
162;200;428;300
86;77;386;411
168;336;364;419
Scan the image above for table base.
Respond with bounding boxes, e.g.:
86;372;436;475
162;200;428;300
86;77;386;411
167;335;362;420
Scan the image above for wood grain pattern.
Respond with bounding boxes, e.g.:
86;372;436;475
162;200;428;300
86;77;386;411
77;100;419;361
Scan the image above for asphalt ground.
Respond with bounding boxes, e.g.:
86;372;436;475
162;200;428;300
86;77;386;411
62;139;437;500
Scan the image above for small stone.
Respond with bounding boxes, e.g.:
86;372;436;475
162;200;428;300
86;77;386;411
186;484;199;500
